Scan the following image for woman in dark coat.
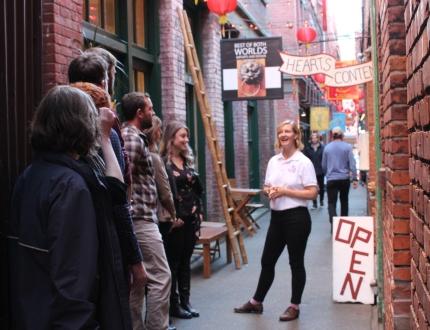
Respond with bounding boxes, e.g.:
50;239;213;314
160;121;203;320
7;86;134;329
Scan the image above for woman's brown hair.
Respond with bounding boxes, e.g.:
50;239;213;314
159;120;193;167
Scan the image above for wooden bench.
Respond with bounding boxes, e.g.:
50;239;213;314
196;223;230;278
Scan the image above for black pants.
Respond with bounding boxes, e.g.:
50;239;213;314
164;217;197;307
253;207;311;305
326;179;350;223
313;174;325;206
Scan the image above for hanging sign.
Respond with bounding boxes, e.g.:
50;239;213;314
279;53;373;87
221;37;284;101
333;217;375;304
310;106;330;131
330;112;346;131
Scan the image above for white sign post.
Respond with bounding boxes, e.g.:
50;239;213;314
332;216;375;304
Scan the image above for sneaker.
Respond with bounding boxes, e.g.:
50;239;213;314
320;201;324;207
234;301;263;314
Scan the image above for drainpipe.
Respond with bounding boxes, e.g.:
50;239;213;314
370;0;384;322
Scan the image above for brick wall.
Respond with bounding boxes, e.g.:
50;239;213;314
42;0;82;94
201;11;224;221
159;0;186;121
404;0;430;328
377;0;411;328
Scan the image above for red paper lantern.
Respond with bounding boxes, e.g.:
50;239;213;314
313;73;325;84
296;26;317;44
207;0;237;24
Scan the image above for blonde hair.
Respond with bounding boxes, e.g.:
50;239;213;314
274;119;304;150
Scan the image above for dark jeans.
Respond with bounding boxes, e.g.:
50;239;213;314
164;217;197;308
313;174;325;206
326;179;350;223
253;207;311;305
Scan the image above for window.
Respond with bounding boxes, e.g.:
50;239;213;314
134;0;146;47
83;0;116;34
82;0;161;111
134;70;145;92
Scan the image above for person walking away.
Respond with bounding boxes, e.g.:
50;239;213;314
303;132;325;209
8;86;133;329
121;92;171;330
322;127;358;233
234;119;318;322
160;121;203;320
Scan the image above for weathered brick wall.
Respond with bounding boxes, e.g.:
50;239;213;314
200;11;224;221
258;100;276;190
378;0;410;328
42;0;83;94
405;0;430;328
159;0;186;121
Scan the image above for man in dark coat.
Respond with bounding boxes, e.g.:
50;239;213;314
303;132;325;209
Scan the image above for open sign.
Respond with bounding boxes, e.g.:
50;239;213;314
332;217;375;304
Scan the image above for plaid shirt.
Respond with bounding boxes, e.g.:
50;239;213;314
122;123;158;223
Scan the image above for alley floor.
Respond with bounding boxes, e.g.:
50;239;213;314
173;185;380;330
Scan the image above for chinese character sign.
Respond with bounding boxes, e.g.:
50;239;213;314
333;217;375;304
310;107;329;131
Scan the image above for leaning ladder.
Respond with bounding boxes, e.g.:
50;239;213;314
177;8;249;268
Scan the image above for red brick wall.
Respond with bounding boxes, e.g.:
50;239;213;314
404;0;430;328
159;0;186;122
42;0;83;94
377;0;410;328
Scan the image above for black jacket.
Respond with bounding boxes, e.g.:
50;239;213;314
303;143;325;176
8;152;131;329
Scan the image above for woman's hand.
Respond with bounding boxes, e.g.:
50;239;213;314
99;107;116;141
171;218;184;229
268;186;286;200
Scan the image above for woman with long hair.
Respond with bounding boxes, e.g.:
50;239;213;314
160;121;203;320
234;119;318;322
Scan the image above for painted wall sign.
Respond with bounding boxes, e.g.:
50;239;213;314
310;106;330;131
221;37;284;101
332;217;375;304
279;53;373;87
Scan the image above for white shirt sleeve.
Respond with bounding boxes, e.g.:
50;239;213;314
301;158;318;187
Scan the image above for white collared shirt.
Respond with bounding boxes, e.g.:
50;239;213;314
265;151;318;210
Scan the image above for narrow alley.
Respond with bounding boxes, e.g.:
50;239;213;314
174;185;379;330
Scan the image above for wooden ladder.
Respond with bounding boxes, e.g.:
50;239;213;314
177;8;251;269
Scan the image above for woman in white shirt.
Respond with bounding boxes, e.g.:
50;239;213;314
234;119;318;322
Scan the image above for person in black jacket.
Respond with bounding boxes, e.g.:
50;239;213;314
303;132;325;209
160;121;203;320
8;86;135;329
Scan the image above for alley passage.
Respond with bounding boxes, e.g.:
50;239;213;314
174;185;378;330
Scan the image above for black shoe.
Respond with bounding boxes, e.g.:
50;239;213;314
168;319;176;330
181;302;200;317
170;305;193;319
320;201;324;207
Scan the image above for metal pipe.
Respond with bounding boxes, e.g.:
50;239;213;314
370;0;384;323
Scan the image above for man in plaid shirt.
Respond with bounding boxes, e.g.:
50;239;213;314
121;92;172;330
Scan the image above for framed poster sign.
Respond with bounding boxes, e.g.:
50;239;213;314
221;37;283;101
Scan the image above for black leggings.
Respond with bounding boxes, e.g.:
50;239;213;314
253;207;311;305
